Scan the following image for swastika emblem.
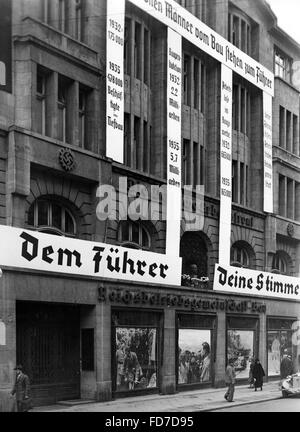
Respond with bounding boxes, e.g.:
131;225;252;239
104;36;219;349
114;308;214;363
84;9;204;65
58;148;76;172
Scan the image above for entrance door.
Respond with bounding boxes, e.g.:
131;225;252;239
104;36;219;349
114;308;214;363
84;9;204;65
16;302;80;406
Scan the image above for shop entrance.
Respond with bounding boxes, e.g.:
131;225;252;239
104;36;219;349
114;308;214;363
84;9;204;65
16;301;80;406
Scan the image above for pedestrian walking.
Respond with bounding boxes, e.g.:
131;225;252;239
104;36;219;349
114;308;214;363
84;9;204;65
10;365;32;412
280;349;294;380
224;358;236;402
248;357;255;389
252;358;265;391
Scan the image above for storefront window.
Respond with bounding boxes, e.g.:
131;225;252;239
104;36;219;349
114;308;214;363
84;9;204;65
115;327;157;392
178;329;211;384
267;319;296;377
227;330;254;379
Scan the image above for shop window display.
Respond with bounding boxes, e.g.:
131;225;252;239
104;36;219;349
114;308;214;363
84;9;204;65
115;327;157;392
178;329;211;384
267;329;294;377
227;330;254;379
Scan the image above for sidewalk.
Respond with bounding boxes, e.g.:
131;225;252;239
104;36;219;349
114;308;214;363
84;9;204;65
32;381;282;412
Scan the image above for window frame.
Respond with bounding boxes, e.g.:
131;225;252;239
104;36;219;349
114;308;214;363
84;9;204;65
28;199;77;237
118;221;151;250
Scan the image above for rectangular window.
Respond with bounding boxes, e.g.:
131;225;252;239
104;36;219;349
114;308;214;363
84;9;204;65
293;115;298;155
115;327;158;392
275;49;292;82
134;22;141;79
279;175;286;217
194;58;199;110
79;86;88;148
193;142;199;187
240;162;245;205
124;18;131;75
134;116;140;170
36;66;47;135
232;160;238;203
57;76;67;142
75;0;84;42
279;106;285;149
227;329;254;379
232;84;238;131
183;139;190;186
58;0;66;32
81;329;94;371
143;121;149;173
144;28;150;85
124;113;131;167
267;319;296;377
286;110;292;152
183;55;190;106
287;178;294;220
178;329;212;384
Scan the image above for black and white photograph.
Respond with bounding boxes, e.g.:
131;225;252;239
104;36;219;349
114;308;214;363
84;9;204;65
0;0;300;422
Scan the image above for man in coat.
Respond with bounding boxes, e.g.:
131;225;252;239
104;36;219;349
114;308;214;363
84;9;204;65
252;358;265;391
280;349;294;379
224;358;236;402
10;365;31;412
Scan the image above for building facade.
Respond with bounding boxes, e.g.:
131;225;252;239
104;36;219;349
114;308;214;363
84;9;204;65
0;0;299;409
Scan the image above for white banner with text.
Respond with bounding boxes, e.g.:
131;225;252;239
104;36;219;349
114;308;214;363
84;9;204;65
0;225;182;286
263;92;273;213
166;28;182;256
219;64;233;265
128;0;274;96
214;264;300;302
106;0;125;163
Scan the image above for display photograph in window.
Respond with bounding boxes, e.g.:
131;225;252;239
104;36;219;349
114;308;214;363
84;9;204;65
115;327;157;392
178;329;211;384
227;330;254;379
267;332;281;376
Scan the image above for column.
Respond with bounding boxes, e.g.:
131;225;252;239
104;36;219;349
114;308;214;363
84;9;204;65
215;311;226;387
0;273;16;412
259;314;267;378
95;301;112;402
160;309;176;395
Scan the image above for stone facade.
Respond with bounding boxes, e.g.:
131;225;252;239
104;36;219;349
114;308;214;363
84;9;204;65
0;0;299;409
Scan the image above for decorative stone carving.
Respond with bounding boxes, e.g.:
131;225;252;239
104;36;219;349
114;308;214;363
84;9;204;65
59;148;76;172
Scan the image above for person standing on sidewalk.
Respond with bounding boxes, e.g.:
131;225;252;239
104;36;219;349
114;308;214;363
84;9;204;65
10;365;32;412
224;358;236;402
280;349;294;379
252;358;265;391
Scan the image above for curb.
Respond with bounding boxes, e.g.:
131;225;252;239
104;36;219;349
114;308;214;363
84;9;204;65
200;395;282;412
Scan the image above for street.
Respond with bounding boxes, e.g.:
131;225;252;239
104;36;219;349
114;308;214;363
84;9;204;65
213;397;300;412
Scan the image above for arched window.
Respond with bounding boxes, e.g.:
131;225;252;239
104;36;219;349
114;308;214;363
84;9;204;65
180;232;208;278
28;198;76;236
271;252;288;275
118;221;151;250
230;243;250;268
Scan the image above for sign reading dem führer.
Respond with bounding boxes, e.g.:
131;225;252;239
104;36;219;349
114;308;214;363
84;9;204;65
214;264;300;302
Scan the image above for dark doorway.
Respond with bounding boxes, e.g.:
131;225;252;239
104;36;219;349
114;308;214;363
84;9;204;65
16;301;80;406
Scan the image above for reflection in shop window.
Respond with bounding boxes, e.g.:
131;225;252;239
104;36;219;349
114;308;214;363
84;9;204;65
178;329;211;384
227;330;254;379
267;320;296;377
115;327;157;392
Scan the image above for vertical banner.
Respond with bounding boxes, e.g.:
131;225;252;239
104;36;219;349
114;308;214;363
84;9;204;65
166;28;182;256
263;92;273;213
219;64;233;265
106;0;125;163
0;0;12;92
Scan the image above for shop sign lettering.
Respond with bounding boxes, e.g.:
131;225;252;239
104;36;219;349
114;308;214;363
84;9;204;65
214;264;300;301
98;286;266;313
